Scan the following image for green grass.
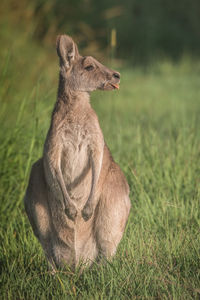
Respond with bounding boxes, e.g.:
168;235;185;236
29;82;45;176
0;35;200;299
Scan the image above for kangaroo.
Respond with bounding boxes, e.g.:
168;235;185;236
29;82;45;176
24;34;131;270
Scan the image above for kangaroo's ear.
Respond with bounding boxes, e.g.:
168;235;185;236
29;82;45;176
56;35;79;69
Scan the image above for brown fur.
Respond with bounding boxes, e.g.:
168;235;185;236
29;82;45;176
24;34;131;270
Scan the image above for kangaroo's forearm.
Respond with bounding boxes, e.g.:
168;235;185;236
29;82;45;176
86;149;103;206
81;147;103;221
43;156;71;208
43;155;77;220
55;168;72;208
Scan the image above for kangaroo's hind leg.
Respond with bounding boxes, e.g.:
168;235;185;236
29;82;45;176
94;163;131;260
24;158;56;271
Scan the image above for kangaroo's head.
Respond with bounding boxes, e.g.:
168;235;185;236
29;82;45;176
56;35;120;92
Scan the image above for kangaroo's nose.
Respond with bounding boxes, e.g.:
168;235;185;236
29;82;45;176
113;72;120;79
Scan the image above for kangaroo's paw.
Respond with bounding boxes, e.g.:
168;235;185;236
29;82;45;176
81;204;93;221
65;204;77;221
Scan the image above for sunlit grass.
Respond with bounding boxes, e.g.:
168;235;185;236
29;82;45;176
0;41;200;299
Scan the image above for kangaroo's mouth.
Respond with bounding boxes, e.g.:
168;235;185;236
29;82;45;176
110;83;120;90
101;82;120;91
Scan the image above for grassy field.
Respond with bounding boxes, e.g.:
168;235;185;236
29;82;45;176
0;34;200;299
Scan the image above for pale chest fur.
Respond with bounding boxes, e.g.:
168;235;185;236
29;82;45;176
61;123;91;183
54;120;94;209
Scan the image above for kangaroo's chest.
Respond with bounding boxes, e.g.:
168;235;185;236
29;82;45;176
60;124;90;185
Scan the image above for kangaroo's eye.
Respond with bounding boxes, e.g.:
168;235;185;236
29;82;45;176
85;65;94;71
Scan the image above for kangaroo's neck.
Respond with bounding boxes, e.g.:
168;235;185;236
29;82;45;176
51;72;90;126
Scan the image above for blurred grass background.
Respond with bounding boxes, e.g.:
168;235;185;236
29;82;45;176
0;0;200;299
